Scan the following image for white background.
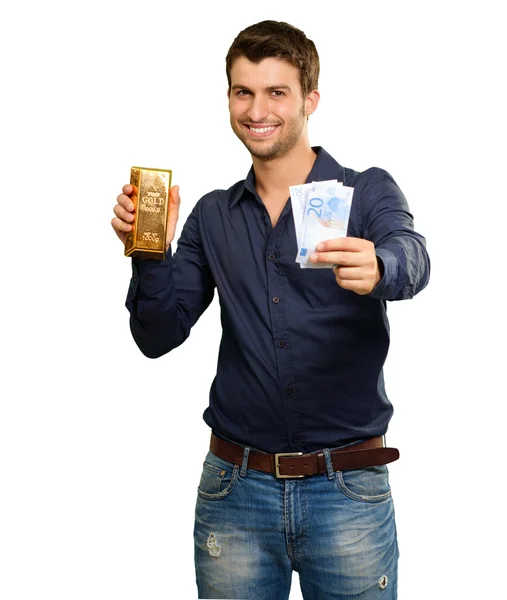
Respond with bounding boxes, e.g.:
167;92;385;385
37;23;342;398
1;1;505;598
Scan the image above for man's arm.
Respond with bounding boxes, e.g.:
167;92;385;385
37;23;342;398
125;201;215;358
309;168;430;300
360;168;430;301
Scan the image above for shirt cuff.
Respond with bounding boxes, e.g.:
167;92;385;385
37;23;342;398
369;248;399;299
132;245;173;280
126;246;174;318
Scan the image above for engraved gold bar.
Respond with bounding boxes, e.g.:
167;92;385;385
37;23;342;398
124;166;172;260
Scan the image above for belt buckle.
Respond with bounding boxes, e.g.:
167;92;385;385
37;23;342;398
274;452;304;479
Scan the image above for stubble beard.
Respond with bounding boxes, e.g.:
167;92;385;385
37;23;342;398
233;104;307;162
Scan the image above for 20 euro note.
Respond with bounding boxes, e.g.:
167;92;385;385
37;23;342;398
289;180;341;250
298;181;344;269
297;183;354;268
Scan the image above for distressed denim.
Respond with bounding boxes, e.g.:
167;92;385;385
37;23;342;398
194;446;399;599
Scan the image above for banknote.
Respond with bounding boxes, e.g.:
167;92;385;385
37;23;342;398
289;180;340;249
296;183;354;268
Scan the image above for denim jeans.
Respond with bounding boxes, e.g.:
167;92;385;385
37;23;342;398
194;445;399;599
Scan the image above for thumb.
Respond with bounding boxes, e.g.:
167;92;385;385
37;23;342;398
169;185;180;207
166;185;181;249
168;185;181;223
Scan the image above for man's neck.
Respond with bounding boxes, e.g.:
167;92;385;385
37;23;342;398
252;142;317;198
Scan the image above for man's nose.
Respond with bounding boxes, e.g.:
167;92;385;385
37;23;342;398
247;95;270;123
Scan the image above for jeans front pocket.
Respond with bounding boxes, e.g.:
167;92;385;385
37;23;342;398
336;465;392;503
197;452;240;501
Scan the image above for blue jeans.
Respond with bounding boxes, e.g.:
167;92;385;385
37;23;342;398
194;445;399;599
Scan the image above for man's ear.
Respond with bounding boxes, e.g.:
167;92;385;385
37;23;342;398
305;89;320;117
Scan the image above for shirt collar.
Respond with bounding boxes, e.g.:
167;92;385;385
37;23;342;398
229;146;345;208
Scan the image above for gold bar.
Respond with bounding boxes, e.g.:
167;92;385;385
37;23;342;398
124;166;172;260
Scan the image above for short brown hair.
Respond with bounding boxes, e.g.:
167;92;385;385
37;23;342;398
225;20;319;99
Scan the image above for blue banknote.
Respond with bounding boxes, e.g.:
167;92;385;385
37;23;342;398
296;183;354;268
289;180;341;252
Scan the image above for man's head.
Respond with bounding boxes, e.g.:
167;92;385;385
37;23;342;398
226;21;320;161
226;20;319;100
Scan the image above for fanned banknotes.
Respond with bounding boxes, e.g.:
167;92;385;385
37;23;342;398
289;180;354;269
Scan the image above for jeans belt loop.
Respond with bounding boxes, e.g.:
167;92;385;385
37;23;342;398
322;448;335;480
240;446;251;478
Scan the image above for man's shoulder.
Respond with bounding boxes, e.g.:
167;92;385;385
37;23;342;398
317;148;396;190
342;165;396;189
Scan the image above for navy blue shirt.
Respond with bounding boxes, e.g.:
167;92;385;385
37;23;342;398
125;147;430;453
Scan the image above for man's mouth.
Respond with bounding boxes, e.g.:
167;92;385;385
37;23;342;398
242;123;280;138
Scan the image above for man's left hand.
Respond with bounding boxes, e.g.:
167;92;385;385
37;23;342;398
309;237;382;295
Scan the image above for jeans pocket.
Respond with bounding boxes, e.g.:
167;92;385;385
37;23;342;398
336;465;392;503
197;452;240;501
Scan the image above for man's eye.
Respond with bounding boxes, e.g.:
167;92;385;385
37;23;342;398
272;90;285;97
237;90;251;96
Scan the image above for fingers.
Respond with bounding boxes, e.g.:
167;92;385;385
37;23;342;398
333;266;372;294
112;184;137;243
117;191;135;212
310;250;360;266
111;216;132;234
122;184;138;196
311;238;373;265
334;276;373;295
317;237;370;252
332;261;381;295
112;183;179;249
332;266;366;280
113;202;134;222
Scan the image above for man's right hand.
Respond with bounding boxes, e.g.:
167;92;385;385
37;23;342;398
111;184;181;252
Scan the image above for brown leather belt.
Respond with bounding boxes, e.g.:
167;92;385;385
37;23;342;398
210;434;399;479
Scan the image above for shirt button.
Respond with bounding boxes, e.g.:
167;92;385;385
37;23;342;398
272;297;280;304
278;340;286;348
285;387;293;395
268;253;276;261
145;274;153;280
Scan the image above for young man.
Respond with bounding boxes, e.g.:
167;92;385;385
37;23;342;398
112;20;430;600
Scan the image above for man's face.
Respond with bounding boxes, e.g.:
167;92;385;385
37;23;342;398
228;57;309;161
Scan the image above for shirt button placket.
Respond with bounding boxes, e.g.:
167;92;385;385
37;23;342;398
265;242;301;451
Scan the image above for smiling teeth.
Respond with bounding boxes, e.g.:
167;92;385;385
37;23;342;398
249;126;276;133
